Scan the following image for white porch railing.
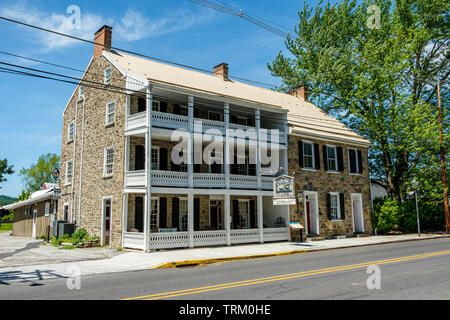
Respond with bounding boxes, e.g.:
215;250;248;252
261;176;274;190
193;173;226;188
125;170;146;187
263;228;288;242
193;230;227;247
230;175;258;189
123;232;145;250
153;111;189;130
201;118;226;134
230;228;260;244
149;231;190;249
126;112;147;131
152;170;189;187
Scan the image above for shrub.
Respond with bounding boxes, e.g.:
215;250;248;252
1;212;14;222
50;237;62;247
71;228;88;244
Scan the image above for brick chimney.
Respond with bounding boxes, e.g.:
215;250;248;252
213;63;229;81
289;86;308;102
94;25;112;58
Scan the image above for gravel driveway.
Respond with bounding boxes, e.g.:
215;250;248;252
0;232;121;268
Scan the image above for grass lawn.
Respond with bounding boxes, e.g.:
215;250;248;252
0;223;12;232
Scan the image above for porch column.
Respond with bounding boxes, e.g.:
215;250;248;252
255;109;261;190
224;103;230;189
188;193;194;248
124;136;130;174
121;193;128;248
144;85;153;252
225;193;231;245
258;194;263;243
283;113;289;171
188;96;194;188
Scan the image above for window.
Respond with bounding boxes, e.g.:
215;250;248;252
208;111;222;121
68;121;74;142
79;86;85;98
45;201;50;217
105;101;115;126
151;147;159;170
63;204;69;221
150;198;159;230
327;146;337;171
179;198;188;231
348;148;360;174
25;205;30;216
103;147;114;177
65;160;73;185
238;200;250;228
104;67;111;85
152;101;160;112
329;193;341;220
235;116;248;126
236;154;249;175
303;142;314;169
179;106;188;116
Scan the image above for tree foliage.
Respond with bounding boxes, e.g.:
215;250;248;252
19;153;60;194
0;158;14;189
268;0;449;201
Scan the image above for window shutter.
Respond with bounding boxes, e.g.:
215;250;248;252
250;200;256;228
231;154;238;174
173;104;181;115
159;148;168;171
231;115;237;124
159;197;167;228
326;193;332;220
232;200;239;229
323;145;328;171
337;147;344;171
357;150;363;173
135;145;145;171
298;141;304;167
340;193;345;220
194;108;199;118
247;117;254;126
172;197;179;229
194;198;200;231
135;197;144;232
314;143;320;169
349;149;357;173
137;97;146;113
159;101;167;113
210;205;218;230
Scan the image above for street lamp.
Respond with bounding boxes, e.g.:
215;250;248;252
52;168;60;183
411;179;421;237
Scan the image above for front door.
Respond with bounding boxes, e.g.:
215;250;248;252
32;209;37;238
210;200;223;230
103;198;111;245
352;195;364;233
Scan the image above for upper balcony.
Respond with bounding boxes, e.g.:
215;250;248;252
125;94;288;145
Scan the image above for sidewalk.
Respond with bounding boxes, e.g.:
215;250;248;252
0;233;448;284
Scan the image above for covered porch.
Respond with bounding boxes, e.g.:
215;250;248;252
122;189;289;251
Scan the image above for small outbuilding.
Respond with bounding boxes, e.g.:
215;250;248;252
1;184;58;238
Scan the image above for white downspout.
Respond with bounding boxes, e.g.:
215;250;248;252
77;97;86;227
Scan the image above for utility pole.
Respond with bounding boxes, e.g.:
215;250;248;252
437;81;449;234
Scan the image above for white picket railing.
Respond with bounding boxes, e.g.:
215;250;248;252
126;112;147;131
230;228;260;244
230;175;258;189
193;230;227;247
149;231;190;249
152;170;189;187
125;170;146;187
152;111;189;130
193;173;226;188
123;232;145;250
263;228;288;242
261;176;274;190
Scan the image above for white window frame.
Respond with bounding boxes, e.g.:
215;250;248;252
326;145;338;172
152;100;160;112
238;199;250;229
150;197;159;231
44;201;50;217
151;146;160;171
104;66;111;85
178;197;188;231
105;100;116;126
303;141;315;170
78;85;85;99
329;192;341;221
348;148;360;174
67;121;75;142
65;159;73;186
103;146;114;177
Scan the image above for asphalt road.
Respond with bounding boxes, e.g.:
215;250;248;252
1;238;449;300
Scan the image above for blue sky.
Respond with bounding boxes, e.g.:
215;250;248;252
0;0;321;197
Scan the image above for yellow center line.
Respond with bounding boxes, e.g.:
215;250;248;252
123;249;450;300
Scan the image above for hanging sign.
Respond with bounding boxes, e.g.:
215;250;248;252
273;175;296;205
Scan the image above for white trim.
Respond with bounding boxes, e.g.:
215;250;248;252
325;145;338;172
105;100;116;126
151;146;160;170
303;191;319;235
104;66;112;85
44;201;50;217
78;85;85;99
351;193;364;233
67;121;75;142
290;130;371;148
103;146;114;178
65;159;73;186
302;140;315;169
150;196;160;231
328;192;341;221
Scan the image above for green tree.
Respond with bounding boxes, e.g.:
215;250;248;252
268;0;449;201
0;158;14;189
19;153;60;194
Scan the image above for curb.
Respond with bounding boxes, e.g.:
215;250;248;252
153;234;450;269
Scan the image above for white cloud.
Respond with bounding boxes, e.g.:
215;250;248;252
0;3;215;51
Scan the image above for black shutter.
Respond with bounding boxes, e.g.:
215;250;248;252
357;150;363;173
298;141;304;167
232;200;239;229
314;143;320;169
159;101;167;113
135;145;145;171
194;108;199;118
247;117;254;126
210;205;218;230
231;115;237;124
323;145;328;171
172;197;179;229
159;148;168;170
249;163;256;176
250;200;256;228
194;163;201;173
138;97;146;113
340;193;345;220
173;104;181;115
194;198;200;231
349;149;356;173
135;196;144;232
159;197;167;228
231;154;238;174
337;147;344;171
326;193;332;220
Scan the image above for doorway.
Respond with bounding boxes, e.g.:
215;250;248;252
303;191;319;235
32;209;37;238
210;200;223;230
102;197;112;246
351;193;364;233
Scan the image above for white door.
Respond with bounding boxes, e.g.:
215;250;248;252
352;194;364;233
32;209;37;238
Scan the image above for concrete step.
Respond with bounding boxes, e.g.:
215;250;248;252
307;236;326;241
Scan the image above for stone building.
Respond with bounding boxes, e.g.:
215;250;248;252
58;25;371;251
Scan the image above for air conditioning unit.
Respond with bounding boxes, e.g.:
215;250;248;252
57;222;75;238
